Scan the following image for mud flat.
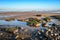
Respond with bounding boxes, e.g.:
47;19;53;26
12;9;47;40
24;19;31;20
0;12;60;20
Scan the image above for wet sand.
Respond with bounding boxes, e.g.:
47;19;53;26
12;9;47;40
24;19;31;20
0;12;60;20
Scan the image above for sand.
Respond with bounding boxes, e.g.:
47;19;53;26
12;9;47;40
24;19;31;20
0;12;60;20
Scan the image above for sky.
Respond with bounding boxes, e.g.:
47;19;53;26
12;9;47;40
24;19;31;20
0;0;60;11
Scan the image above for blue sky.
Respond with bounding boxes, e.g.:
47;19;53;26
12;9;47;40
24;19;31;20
0;0;60;11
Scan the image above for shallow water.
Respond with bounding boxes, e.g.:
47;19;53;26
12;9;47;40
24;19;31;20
0;19;39;30
51;19;60;25
0;19;29;28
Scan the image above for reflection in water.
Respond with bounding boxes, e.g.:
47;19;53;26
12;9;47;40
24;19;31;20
0;19;40;30
0;19;28;27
